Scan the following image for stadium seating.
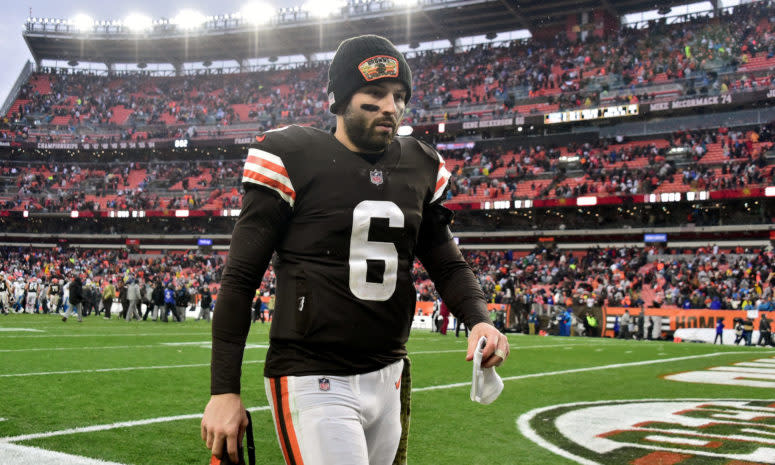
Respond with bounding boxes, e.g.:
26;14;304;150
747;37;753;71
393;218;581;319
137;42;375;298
4;1;774;144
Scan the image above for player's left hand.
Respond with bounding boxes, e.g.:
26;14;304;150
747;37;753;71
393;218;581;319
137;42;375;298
466;322;509;368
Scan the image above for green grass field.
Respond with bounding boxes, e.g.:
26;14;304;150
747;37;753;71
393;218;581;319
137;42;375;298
1;314;774;465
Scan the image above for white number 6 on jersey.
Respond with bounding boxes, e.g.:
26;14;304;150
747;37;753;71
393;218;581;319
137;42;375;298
349;200;404;301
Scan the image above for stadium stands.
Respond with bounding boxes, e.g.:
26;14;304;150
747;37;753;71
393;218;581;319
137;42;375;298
3;243;771;314
3;0;774;144
2;0;775;315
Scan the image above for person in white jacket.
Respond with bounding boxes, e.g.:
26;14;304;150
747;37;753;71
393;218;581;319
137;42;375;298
125;279;142;321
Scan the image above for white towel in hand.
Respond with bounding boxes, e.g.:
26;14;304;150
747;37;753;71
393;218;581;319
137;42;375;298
470;336;504;404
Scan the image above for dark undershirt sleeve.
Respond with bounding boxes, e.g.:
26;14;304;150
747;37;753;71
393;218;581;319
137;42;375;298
415;204;492;330
210;186;291;395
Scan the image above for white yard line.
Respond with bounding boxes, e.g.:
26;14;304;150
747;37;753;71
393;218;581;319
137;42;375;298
0;360;265;378
0;332;212;338
0;344;165;353
0;407;273;443
0;343;268;353
0;343;610;376
0;341;602;353
412;351;775;392
411;341;611;355
3;350;769;444
0;442;126;465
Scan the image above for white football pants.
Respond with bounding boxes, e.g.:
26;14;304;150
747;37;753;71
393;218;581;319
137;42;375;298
265;359;403;465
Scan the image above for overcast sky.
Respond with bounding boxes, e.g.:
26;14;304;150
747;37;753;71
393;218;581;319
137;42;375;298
0;0;299;105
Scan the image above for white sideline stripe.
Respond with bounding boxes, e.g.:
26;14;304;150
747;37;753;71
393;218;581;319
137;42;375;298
0;328;44;332
0;360;265;378
410;342;609;355
0;341;599;354
0;442;125;465
3;351;766;445
0;407;273;443
1;332;212;338
412;351;775;392
0;344;602;375
0;342;271;353
0;344;161;353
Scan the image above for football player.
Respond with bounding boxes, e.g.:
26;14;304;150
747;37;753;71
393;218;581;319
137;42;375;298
0;272;10;314
201;35;510;465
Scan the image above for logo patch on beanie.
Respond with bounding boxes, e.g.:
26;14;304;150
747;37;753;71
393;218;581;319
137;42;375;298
358;55;399;81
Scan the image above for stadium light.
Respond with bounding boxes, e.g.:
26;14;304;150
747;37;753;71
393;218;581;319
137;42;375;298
302;0;345;18
394;0;421;7
173;9;206;30
70;13;94;32
124;13;153;32
239;2;275;26
397;125;413;136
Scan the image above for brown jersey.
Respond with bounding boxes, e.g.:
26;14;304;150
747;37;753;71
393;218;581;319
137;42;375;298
240;125;451;377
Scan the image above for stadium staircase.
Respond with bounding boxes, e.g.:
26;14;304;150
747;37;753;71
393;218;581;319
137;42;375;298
126;169;147;189
109;106;134;125
5;99;30;117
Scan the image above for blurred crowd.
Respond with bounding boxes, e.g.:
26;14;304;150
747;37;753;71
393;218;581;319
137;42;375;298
2;1;774;141
0;246;222;319
2;243;774;320
1;122;773;214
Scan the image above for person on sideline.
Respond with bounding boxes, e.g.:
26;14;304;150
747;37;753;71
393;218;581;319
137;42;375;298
63;275;83;322
713;318;725;344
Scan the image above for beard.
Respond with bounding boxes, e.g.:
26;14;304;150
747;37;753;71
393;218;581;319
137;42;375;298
342;105;399;153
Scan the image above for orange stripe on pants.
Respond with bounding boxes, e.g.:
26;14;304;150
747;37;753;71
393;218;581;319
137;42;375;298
270;377;305;465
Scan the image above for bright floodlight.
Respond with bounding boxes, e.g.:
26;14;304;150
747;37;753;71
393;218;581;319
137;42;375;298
303;0;345;18
70;14;94;32
240;2;274;26
124;13;152;32
397;125;413;136
394;0;421;6
173;9;206;30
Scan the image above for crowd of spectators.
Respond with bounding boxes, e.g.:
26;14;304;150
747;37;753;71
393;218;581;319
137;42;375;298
442;123;774;202
0;159;245;212
3;244;773;316
0;246;224;317
436;245;775;311
3;1;774;142
1;121;773;214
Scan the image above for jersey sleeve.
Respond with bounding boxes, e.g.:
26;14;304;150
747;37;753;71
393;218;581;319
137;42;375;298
430;150;451;205
211;185;292;395
242;141;296;208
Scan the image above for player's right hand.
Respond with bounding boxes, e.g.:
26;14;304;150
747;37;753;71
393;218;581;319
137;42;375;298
201;393;248;463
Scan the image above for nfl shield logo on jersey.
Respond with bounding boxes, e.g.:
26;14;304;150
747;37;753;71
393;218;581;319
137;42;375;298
318;378;331;391
369;169;383;186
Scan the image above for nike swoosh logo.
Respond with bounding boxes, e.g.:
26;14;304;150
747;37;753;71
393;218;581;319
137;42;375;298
255;135;266;143
395;376;401;390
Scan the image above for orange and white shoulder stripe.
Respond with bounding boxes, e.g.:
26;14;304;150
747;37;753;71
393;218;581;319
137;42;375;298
242;148;296;207
431;151;451;203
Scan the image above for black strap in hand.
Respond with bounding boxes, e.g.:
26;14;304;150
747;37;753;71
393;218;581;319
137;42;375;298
211;410;255;465
245;410;255;465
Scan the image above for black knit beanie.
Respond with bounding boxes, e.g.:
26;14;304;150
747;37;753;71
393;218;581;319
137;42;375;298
327;35;412;114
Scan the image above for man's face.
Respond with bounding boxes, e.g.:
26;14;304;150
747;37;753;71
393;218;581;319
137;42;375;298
342;81;407;153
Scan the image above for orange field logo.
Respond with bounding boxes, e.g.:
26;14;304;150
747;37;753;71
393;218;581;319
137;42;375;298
518;399;775;464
